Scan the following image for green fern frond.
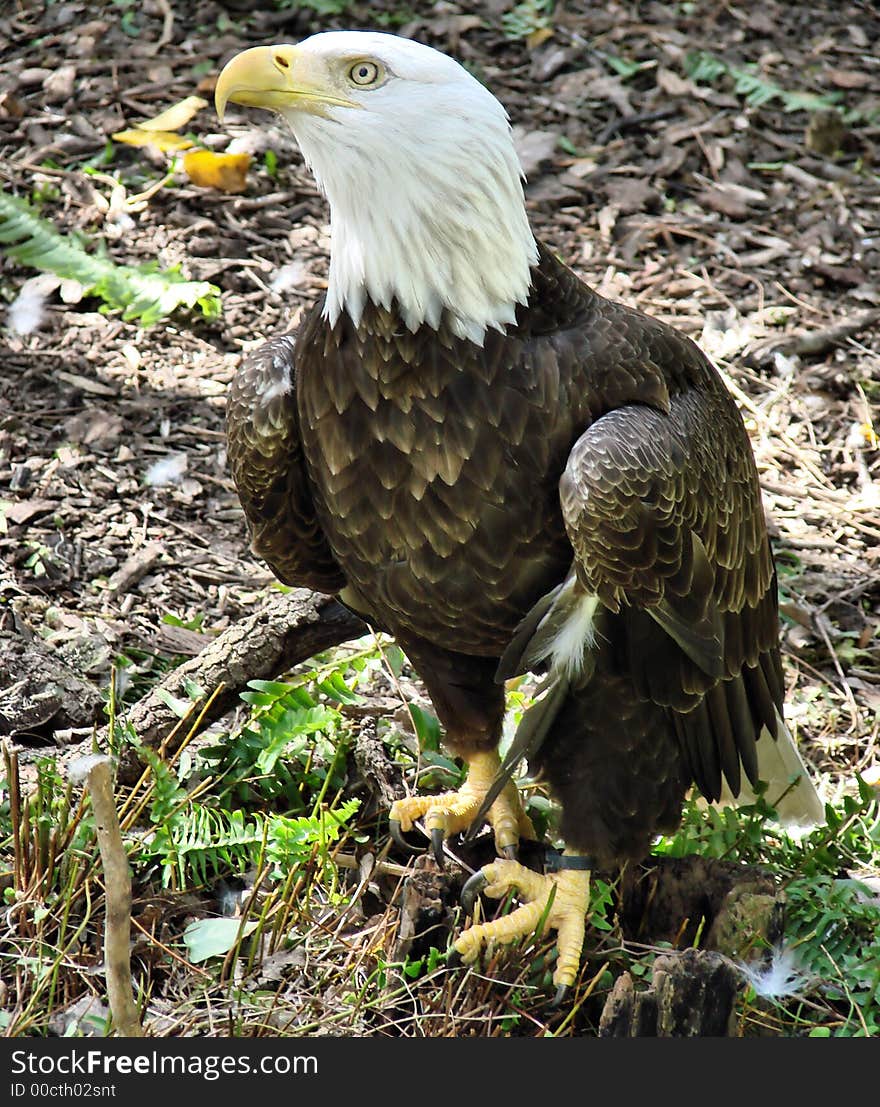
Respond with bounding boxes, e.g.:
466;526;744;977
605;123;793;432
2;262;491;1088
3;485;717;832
167;805;265;888
656;781;880;1035
501;0;555;41
146;801;266;889
684;51;844;114
139;741;360;888
0;190;221;326
141;796;361;889
140;746;188;825
266;798;360;879
685;51;728;84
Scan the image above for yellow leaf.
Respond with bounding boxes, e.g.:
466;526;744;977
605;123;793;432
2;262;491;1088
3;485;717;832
136;95;209;133
526;27;555;49
112;129;194;152
184;150;251;193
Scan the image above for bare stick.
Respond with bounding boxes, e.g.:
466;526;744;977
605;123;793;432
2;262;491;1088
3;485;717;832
69;755;143;1038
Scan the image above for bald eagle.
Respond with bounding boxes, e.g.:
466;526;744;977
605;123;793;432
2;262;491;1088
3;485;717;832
215;31;823;998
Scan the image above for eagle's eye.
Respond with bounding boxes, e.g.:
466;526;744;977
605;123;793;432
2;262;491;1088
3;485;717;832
348;60;382;87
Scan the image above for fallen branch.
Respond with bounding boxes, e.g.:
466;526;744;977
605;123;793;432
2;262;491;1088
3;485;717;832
746;308;880;368
103;590;367;752
0;635;104;737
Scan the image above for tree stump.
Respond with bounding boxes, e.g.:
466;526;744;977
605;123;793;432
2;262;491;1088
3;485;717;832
599;949;740;1036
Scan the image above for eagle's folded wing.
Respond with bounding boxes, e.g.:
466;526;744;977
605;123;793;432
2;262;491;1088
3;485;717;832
226;330;345;594
558;395;788;805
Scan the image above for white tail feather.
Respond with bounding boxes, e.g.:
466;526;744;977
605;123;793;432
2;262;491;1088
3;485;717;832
719;708;825;827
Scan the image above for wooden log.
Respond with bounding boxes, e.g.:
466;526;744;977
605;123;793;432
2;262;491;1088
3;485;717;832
46;590;366;778
618;854;783;953
393;854;459;965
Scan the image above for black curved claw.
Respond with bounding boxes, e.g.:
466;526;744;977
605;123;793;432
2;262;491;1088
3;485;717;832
501;843;518;861
460;869;489;916
388;819;423;855
431;827;446;868
550;984;569;1010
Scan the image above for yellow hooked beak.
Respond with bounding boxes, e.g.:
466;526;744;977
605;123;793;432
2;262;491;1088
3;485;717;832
215;44;360;121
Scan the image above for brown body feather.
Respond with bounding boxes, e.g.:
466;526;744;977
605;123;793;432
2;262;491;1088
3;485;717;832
227;243;781;864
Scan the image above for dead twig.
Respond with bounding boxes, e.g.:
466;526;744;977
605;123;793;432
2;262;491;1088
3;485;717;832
69;754;143;1037
153;0;175;52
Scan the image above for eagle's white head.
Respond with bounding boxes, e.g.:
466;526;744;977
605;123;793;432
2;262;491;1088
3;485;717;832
216;31;538;345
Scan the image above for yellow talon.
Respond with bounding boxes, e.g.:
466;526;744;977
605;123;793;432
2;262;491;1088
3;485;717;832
389;748;535;854
454;856;591;989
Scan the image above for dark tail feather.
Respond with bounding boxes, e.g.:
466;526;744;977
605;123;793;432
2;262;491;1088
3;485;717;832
725;672;761;786
705;681;741;798
466;675;570;837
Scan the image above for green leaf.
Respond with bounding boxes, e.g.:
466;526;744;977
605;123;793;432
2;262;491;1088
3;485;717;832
183;917;259;962
0;190;221;326
316;671;363;705
403;956;423;978
500;0;555;41
246;679;300;697
382;644;406;677
265;799;359;876
684;51;844;115
181;677;206;702
605;54;648;80
275;0;352;14
155;688;195;718
409;704;442;751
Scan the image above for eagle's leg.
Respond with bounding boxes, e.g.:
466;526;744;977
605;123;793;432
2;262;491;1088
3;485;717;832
454;853;591;996
389;749;536;859
389;641;535;859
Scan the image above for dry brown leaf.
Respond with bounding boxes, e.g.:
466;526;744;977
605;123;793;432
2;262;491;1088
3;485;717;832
0;90;25;118
183;149;251;193
136;95;209;132
55;371;118;397
656;68;695;97
697;180;768;220
597;203;618;241
825;68;872;89
513;128;560;176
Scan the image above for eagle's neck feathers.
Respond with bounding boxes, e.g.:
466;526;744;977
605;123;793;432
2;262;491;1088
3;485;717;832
285;91;538;346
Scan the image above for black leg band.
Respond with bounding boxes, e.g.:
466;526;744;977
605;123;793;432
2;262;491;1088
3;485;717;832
544;848;594;872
